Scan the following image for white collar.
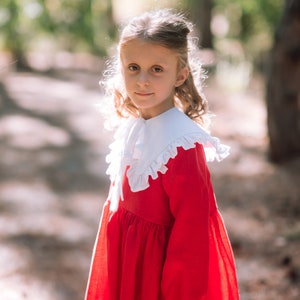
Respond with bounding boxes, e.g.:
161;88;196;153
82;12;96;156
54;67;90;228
106;107;229;211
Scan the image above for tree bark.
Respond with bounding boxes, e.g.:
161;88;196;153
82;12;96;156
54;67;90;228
5;0;29;69
266;0;300;162
187;0;213;49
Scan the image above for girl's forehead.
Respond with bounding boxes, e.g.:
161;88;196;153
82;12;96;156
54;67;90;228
120;39;178;62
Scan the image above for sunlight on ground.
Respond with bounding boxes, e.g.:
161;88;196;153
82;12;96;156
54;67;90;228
0;177;106;299
0;115;70;149
0;70;110;300
5;74;100;114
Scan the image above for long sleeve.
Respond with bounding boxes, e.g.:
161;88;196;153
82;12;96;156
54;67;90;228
161;143;212;300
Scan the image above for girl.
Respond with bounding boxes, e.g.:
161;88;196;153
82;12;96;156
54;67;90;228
85;9;239;300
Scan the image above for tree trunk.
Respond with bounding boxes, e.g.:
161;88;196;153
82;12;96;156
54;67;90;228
5;0;29;69
187;0;213;49
266;0;300;162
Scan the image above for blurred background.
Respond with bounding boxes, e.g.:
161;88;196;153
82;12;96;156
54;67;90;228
0;0;299;299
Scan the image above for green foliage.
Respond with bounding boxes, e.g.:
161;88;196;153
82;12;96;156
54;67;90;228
213;0;283;58
35;0;116;54
0;0;117;67
0;0;30;67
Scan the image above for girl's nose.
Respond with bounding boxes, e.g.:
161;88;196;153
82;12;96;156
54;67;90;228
137;72;149;86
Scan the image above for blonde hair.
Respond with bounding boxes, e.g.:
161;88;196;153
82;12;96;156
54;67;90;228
102;9;208;126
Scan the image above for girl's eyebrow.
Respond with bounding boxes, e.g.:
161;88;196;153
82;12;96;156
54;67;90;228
121;54;169;66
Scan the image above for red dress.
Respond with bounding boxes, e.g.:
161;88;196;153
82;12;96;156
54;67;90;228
85;108;239;300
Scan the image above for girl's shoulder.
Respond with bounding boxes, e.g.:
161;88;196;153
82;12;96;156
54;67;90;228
144;107;230;163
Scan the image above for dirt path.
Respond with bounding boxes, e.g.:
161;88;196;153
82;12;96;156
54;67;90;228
0;69;299;299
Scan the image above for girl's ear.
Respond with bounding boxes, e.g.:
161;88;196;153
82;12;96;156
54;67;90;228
175;67;189;87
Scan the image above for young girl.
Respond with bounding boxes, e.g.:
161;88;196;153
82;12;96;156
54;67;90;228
85;9;239;300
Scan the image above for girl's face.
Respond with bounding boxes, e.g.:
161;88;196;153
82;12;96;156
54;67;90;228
120;39;188;119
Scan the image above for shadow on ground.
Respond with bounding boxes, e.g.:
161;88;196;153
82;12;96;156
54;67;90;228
0;69;111;299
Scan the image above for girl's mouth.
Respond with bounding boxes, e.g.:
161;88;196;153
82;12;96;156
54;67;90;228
135;92;154;96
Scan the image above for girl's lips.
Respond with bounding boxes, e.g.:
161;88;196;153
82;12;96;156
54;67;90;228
135;92;154;96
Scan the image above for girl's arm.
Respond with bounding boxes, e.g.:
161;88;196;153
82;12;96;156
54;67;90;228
161;143;211;300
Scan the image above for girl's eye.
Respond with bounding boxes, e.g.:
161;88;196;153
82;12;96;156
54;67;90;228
152;66;163;73
128;64;139;71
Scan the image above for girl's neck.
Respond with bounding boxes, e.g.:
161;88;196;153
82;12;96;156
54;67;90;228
140;103;175;120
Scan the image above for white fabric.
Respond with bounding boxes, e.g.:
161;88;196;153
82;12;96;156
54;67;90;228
106;107;230;211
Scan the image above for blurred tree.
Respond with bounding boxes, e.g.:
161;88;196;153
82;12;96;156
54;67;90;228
213;0;282;60
266;0;300;162
37;0;114;55
0;0;28;68
37;0;55;33
186;0;213;48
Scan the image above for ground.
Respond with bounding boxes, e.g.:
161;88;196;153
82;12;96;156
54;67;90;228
0;62;299;299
